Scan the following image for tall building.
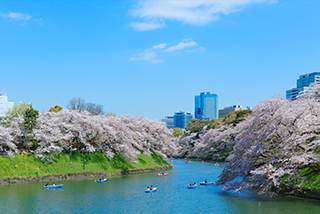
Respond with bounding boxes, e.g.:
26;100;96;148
0;92;14;118
219;105;248;119
286;72;320;101
195;92;218;120
161;116;174;129
174;111;192;129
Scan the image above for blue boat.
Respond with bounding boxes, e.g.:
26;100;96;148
200;182;214;186
44;184;63;189
97;179;107;183
187;185;198;189
145;188;157;193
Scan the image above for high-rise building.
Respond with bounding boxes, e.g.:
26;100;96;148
286;72;320;101
0;92;14;118
218;105;248;119
195;92;218;120
161;116;174;129
174;111;192;129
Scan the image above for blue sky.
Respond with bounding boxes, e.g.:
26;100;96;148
1;1;320;120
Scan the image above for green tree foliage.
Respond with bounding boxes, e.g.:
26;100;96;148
106;112;117;117
23;107;39;149
49;105;63;112
184;110;252;134
173;128;184;138
1;102;31;127
209;118;224;129
185;119;212;133
222;110;252;126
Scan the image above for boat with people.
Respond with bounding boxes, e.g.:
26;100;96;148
157;172;168;177
44;184;63;189
200;179;214;185
187;182;198;189
97;179;107;183
200;182;214;185
145;187;157;193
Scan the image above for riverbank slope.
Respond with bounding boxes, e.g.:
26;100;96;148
0;152;173;186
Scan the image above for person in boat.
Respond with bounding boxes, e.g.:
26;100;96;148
99;178;101;181
45;183;49;187
150;185;153;190
102;177;105;180
189;182;193;186
194;182;196;186
52;182;55;186
147;186;150;191
205;179;207;183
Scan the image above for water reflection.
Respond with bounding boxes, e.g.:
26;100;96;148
0;160;320;213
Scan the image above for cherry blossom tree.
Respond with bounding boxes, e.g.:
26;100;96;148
31;110;176;162
218;86;320;194
0;126;16;157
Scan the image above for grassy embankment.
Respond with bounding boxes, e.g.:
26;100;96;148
278;163;320;199
0;151;171;178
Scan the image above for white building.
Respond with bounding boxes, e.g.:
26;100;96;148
0;92;14;117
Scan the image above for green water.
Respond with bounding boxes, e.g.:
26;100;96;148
0;160;320;213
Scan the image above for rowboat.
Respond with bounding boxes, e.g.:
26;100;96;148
97;179;107;183
44;184;63;189
157;173;168;177
200;182;214;185
187;185;198;189
145;188;157;193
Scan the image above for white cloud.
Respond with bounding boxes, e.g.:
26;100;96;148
130;39;203;63
129;50;163;63
0;12;41;24
0;12;31;21
152;43;167;49
165;41;197;52
130;0;273;30
129;21;165;31
186;47;206;53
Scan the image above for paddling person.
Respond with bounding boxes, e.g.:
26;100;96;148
194;182;196;186
52;182;55;186
205;179;207;183
147;186;150;191
102;177;105;180
150;185;153;190
189;182;193;186
45;183;49;187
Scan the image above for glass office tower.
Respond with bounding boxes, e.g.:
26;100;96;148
286;72;320;101
194;92;218;120
161;116;174;129
0;92;14;118
174;112;192;129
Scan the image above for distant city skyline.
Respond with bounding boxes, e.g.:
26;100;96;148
195;92;218;120
0;92;14;117
1;1;320;120
286;72;320;101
